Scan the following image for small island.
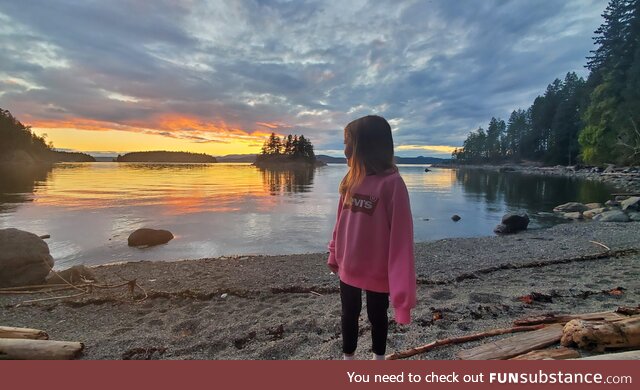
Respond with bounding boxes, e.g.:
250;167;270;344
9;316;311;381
253;133;326;168
115;151;217;163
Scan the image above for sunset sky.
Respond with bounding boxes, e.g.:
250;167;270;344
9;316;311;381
0;0;606;158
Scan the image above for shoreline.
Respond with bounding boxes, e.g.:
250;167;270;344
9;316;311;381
1;222;639;360
431;163;640;193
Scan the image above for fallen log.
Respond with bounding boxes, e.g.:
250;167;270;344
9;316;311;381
385;324;544;360
574;350;640;360
514;310;626;326
560;316;640;352
0;326;48;340
0;339;83;360
509;347;580;360
457;324;564;360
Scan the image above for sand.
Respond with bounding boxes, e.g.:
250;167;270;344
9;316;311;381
1;222;639;360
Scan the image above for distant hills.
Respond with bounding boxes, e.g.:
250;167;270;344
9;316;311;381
315;155;449;165
96;153;449;164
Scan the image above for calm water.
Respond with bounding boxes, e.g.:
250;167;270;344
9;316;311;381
0;162;614;268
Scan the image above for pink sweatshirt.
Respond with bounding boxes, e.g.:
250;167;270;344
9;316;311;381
327;169;416;324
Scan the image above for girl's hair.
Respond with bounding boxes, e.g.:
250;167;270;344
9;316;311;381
340;115;396;203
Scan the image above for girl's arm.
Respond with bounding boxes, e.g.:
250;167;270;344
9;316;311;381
386;176;416;324
327;194;344;272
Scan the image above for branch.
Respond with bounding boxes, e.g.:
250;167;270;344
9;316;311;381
385;324;544;360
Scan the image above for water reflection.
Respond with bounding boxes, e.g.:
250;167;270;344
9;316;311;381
453;169;614;212
258;166;315;195
0;164;52;212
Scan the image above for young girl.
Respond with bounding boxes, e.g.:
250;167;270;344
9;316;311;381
327;115;416;360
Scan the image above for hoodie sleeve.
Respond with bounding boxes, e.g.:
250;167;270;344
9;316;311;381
327;194;344;271
386;176;416;324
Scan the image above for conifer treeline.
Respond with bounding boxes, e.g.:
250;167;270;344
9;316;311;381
454;0;640;166
259;133;315;159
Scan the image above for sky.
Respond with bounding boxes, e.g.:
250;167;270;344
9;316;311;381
0;0;607;158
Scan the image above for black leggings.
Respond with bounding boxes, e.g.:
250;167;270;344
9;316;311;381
340;280;389;355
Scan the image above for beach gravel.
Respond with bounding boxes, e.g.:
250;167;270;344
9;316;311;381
1;222;638;360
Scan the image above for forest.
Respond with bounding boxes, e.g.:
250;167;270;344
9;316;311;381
453;0;640;166
0;108;94;163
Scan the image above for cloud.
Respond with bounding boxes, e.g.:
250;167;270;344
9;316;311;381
0;0;608;156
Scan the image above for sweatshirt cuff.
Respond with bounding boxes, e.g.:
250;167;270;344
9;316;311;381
394;307;411;324
327;252;337;266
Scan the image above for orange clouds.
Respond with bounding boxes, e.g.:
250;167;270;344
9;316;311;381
27;113;286;153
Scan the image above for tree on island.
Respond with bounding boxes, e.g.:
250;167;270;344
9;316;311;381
255;132;320;167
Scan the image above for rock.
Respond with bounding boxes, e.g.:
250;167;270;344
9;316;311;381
0;228;54;288
553;202;588;213
451;215;461;222
564;212;583;220
495;213;530;234
628;212;640;222
585;203;603;210
583;207;607;219
128;228;174;247
603;164;616;173
615;195;630;201
593;210;631;222
424;168;431;172
605;200;620;207
46;265;96;285
620;196;640;211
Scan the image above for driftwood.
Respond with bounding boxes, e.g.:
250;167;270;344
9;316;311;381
457;324;564;360
514;310;627;326
0;339;83;360
574;350;640;360
0;326;48;340
508;346;580;360
560;316;640;352
385;324;544;360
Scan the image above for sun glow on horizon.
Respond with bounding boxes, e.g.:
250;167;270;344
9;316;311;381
29;115;287;156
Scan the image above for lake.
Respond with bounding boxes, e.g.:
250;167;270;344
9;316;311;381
0;162;614;268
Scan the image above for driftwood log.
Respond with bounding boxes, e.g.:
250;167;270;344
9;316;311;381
560;316;640;352
0;339;84;360
508;347;580;360
0;326;48;340
385;324;544;360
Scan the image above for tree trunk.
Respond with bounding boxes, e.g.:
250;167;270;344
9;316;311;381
561;316;640;352
0;339;83;360
0;326;48;340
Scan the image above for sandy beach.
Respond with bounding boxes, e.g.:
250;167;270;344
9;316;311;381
1;222;639;360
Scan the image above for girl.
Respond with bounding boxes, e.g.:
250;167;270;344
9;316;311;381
327;115;416;360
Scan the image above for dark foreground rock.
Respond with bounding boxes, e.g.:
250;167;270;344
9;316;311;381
0;228;54;288
494;213;530;234
128;228;174;247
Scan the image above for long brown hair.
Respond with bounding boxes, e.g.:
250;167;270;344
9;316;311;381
340;115;396;204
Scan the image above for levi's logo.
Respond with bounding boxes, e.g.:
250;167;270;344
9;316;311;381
344;193;379;216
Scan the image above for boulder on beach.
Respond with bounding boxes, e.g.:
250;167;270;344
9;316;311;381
593;210;631;222
0;228;54;288
620;196;640;211
583;207;607;219
494;212;530;234
451;215;461;222
553;202;588;213
628;212;640;222
585;203;603;210
128;228;174;247
605;200;620;207
564;212;583;220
